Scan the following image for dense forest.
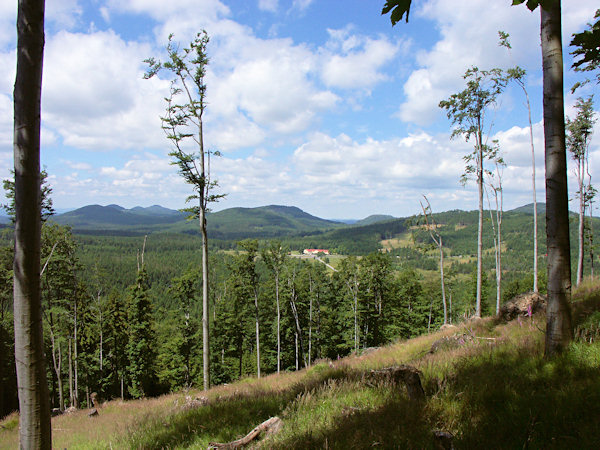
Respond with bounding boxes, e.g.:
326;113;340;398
2;202;597;417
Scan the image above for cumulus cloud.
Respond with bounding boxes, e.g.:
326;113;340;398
398;0;597;127
41;30;167;150
321;27;400;90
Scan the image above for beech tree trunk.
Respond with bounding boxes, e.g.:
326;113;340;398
576;158;585;285
13;0;51;446
476;122;484;318
527;89;539;293
254;287;260;378
275;274;280;373
541;1;573;356
200;203;210;389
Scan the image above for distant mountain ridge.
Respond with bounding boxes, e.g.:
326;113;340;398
50;203;346;238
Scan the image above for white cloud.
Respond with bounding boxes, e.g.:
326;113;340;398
398;0;597;127
398;0;541;126
321;28;400;90
41;30;167;150
46;0;83;29
207;30;339;141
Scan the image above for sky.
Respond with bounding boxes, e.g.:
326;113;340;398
0;0;598;220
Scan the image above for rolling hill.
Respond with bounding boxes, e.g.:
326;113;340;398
50;204;347;238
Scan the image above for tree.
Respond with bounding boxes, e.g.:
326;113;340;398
519;0;574;355
231;240;261;378
13;0;51;446
499;31;540;293
566;96;596;285
339;256;361;352
383;0;575;355
570;9;600;92
439;66;507;318
168;267;201;387
144;31;224;390
484;142;506;314
261;241;287;374
3;169;54;223
40;224;80;410
126;242;157;398
419;196;448;324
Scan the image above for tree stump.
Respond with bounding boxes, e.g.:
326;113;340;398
368;365;425;402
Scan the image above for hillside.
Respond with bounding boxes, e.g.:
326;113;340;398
51;203;346;238
353;214;396;226
3;285;599;449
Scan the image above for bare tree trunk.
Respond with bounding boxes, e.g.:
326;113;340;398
308;273;313;367
74;299;78;408
354;288;359;352
589;199;595;278
541;2;573;356
420;197;447;324
200;204;210;390
476;123;484;318
275;274;280;374
13;0;51;446
526;89;539;293
49;330;63;410
439;239;447;324
68;338;73;407
577;158;585;285
254;288;260;379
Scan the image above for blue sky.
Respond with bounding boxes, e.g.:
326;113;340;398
0;0;597;219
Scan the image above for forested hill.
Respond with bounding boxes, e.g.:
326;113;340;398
51;204;347;237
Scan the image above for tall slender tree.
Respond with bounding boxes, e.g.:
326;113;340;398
261;241;287;374
566;96;596;286
499;31;540;292
439;67;507;317
145;31;224;390
419;196;447;324
13;0;51;446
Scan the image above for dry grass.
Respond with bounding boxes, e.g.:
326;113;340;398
3;287;600;449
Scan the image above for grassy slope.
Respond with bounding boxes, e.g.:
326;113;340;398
2;285;600;449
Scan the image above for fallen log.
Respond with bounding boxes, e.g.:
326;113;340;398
368;365;425;402
208;416;282;449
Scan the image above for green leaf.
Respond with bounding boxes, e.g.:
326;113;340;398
382;0;412;25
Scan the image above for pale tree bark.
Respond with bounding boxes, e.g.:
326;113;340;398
275;274;280;373
13;0;51;446
576;152;585;285
476;122;484;318
528;91;539;293
200;200;210;390
420;196;447;324
48;329;63;410
308;272;313;367
541;1;573;356
253;285;260;379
